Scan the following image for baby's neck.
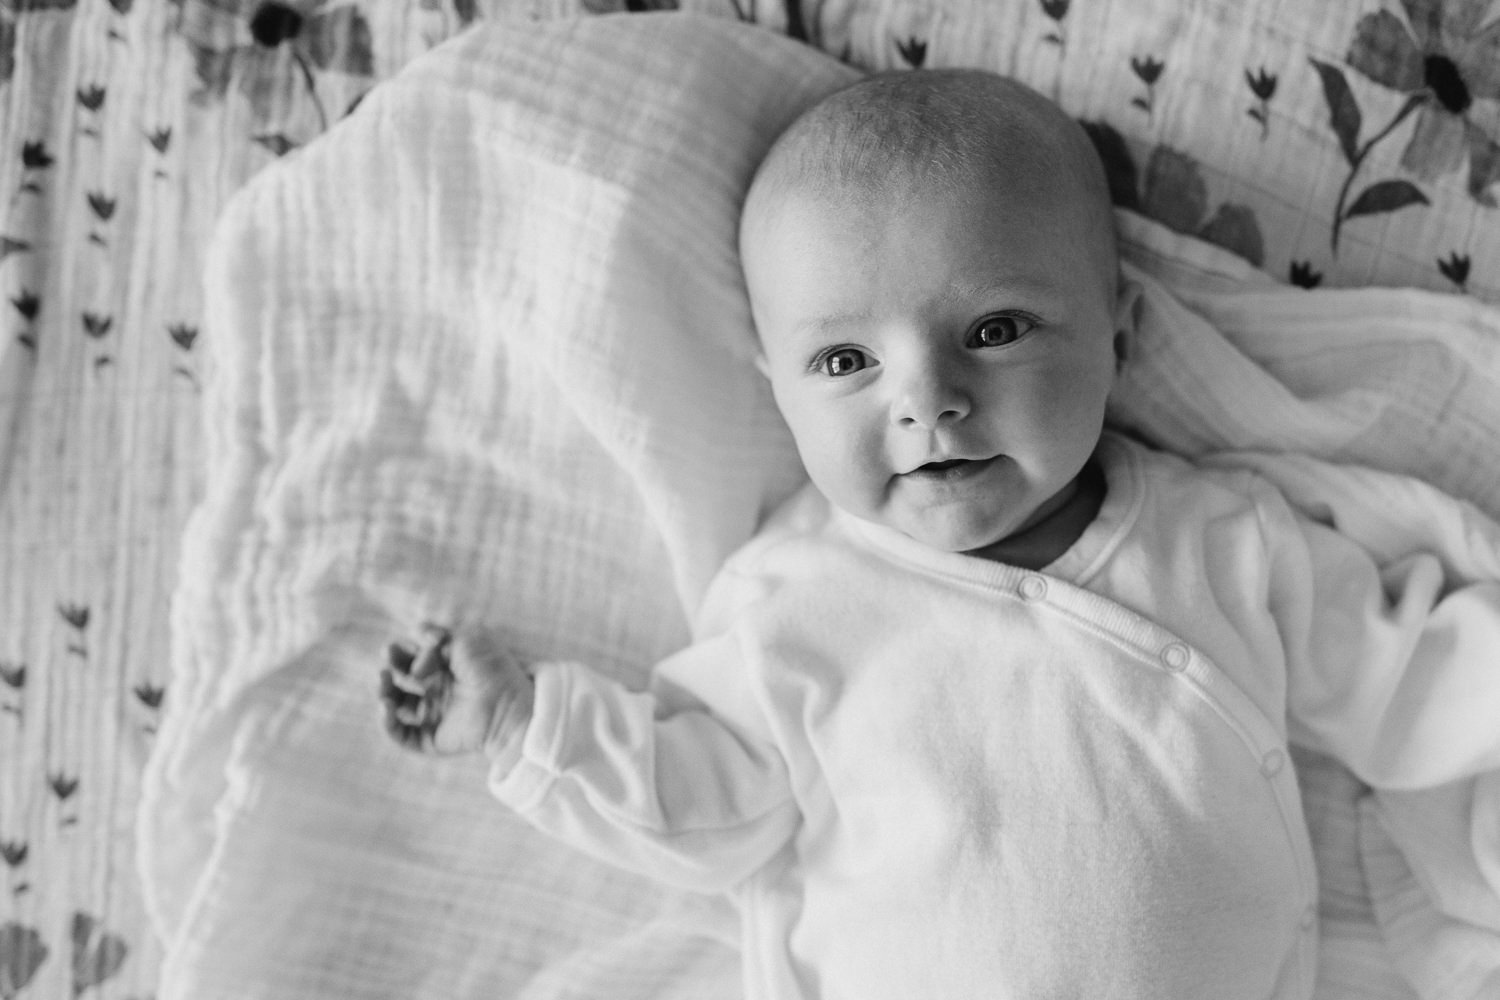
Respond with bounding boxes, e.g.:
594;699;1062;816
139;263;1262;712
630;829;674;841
966;459;1105;571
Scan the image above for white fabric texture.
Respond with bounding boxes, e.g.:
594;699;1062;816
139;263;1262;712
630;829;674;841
491;431;1500;1000
137;11;1500;1000
140;13;852;999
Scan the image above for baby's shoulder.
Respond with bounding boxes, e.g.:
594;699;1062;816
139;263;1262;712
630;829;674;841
719;482;843;578
692;483;852;634
1113;434;1294;542
1122;435;1284;507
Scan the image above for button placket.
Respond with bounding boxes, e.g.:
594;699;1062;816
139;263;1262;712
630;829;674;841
1260;748;1286;778
1160;642;1189;672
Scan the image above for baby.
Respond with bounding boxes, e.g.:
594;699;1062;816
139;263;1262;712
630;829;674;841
380;69;1500;999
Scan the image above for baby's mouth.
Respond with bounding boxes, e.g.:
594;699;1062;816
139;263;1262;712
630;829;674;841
905;456;996;480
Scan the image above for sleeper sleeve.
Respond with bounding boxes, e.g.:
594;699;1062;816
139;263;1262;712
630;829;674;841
1268;489;1500;790
486;617;798;895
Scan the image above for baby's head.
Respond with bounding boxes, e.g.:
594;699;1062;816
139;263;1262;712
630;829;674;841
740;68;1139;558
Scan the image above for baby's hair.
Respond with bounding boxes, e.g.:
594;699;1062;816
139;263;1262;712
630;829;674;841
742;68;1120;299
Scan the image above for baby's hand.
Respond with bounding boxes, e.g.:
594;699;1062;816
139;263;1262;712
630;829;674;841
380;623;534;759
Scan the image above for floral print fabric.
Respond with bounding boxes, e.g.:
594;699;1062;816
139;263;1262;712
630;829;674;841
1;0;1497;997
739;0;1500;297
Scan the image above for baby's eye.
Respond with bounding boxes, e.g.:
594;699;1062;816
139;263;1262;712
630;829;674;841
967;315;1034;348
821;348;869;377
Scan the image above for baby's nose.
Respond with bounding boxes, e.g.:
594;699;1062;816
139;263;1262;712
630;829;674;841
891;365;971;429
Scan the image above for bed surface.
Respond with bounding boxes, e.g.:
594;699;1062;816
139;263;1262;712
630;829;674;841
4;1;1500;997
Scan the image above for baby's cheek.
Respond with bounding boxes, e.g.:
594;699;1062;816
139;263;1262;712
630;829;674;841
798;435;876;512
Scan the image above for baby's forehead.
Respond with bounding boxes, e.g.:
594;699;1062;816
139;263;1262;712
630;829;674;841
745;73;1103;233
788;74;1080;171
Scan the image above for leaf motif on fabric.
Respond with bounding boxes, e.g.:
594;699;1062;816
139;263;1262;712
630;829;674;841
1344;178;1430;218
304;4;375;76
1309;58;1362;165
0;238;31;263
1197;203;1265;267
0;924;48;999
1080;120;1139;210
0;21;14;83
70;913;128;995
1141;146;1207;235
254;133;297;156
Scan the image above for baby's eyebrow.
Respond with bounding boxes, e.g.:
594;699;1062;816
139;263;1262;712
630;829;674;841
793;311;872;340
944;274;1057;305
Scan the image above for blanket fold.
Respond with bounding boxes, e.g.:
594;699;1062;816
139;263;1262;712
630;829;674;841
139;12;1500;1000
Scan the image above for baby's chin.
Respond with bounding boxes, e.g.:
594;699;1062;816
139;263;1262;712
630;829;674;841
904;523;1011;553
878;508;1017;553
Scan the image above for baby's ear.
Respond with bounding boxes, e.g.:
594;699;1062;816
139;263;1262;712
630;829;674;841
1112;276;1144;370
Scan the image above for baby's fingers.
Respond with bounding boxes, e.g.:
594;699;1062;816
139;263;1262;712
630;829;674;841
380;668;438;719
381;673;437;748
384;653;427;697
380;669;412;713
411;631;452;683
387;640;418;673
382;699;431;752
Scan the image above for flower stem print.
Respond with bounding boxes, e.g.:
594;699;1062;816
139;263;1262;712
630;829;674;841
1;840;28;896
182;1;376;150
147;126;171;180
107;0;131;42
76;85;105;139
133;682;165;735
1040;0;1069;52
85;192;115;249
250;3;327;129
82;315;113;370
1344;4;1500;206
58;604;89;659
291;49;326;130
0;661;23;722
1310;58;1430;253
49;773;80;829
14;141;52;204
1130;56;1164;123
168;323;200;390
1245;67;1277;140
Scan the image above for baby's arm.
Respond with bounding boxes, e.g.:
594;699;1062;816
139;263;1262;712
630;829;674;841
493;647;799;893
380;624;534;770
379;623;798;892
1270;497;1500;789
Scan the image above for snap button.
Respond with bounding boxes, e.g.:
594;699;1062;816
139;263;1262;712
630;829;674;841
1019;576;1047;602
1160;643;1189;672
1260;748;1286;778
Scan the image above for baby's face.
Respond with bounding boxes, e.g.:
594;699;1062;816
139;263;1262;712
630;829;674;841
744;179;1132;554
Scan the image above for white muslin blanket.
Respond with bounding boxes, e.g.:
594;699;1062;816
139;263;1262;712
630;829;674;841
138;12;1500;999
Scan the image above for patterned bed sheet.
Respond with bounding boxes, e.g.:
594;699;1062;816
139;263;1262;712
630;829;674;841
2;0;1498;995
